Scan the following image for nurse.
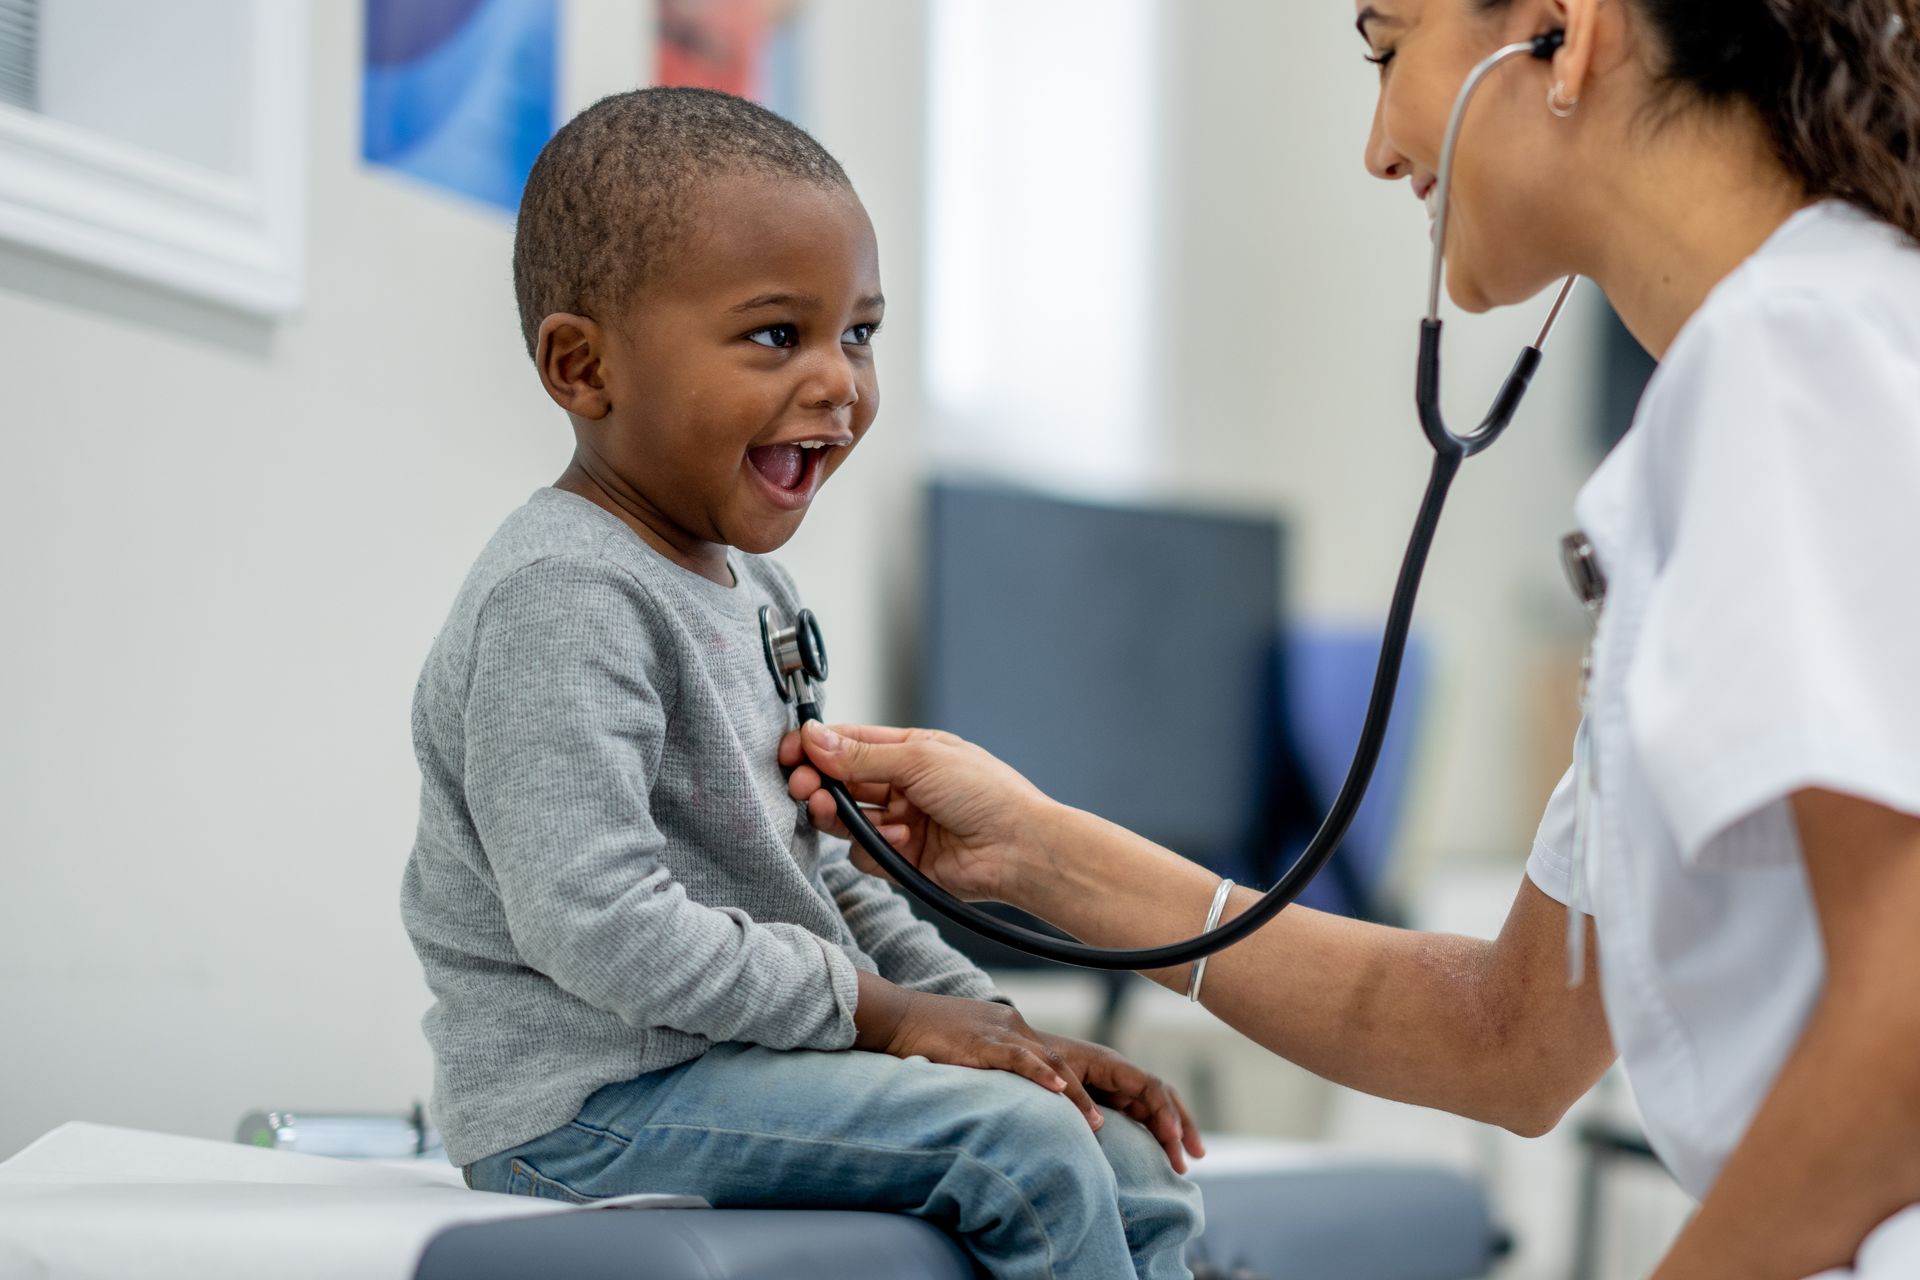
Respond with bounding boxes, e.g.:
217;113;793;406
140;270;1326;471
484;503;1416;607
782;0;1920;1275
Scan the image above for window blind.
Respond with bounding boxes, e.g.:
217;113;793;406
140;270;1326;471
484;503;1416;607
0;0;38;111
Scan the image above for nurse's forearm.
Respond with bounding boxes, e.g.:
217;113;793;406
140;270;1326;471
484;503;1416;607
1650;792;1920;1280
1025;804;1613;1135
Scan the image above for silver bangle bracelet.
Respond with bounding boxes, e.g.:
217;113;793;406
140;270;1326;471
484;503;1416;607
1185;877;1236;1003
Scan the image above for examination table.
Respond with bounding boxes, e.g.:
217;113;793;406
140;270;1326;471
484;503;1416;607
412;1139;1502;1280
0;1118;1502;1280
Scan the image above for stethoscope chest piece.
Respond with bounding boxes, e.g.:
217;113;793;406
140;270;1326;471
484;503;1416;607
1559;531;1609;615
1557;530;1608;986
761;605;829;708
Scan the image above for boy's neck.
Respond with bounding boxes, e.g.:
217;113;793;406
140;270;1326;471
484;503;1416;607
553;461;736;587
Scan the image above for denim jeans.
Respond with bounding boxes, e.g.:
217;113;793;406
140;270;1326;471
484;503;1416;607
467;1043;1202;1280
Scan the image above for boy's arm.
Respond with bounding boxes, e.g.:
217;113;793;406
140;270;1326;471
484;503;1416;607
467;557;859;1049
759;563;1003;1004
820;841;1004;1003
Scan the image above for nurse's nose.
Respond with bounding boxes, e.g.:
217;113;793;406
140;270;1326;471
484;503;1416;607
1365;102;1410;182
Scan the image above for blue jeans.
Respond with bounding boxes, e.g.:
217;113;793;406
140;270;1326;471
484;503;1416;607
468;1043;1202;1280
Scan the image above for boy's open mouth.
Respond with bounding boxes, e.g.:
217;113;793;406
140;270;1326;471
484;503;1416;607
747;442;832;496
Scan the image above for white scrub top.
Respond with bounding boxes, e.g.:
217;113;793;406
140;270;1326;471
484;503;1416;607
1524;202;1920;1260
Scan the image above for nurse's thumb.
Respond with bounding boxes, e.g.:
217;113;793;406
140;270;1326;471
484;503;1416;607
803;722;905;784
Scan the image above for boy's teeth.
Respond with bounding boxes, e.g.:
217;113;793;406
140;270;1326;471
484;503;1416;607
748;444;806;491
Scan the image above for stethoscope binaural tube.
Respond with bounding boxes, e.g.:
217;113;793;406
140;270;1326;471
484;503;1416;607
771;30;1575;973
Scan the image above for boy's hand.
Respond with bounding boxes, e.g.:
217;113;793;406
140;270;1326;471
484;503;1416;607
854;974;1104;1127
853;974;1204;1171
1037;1032;1206;1173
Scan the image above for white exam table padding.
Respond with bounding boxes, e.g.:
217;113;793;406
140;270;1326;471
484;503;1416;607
0;1122;703;1280
1;1122;1516;1279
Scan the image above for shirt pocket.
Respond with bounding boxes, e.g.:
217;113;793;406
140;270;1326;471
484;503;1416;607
506;1156;600;1205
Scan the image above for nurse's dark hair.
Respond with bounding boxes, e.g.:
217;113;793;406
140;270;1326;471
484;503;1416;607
1486;0;1920;240
512;87;850;360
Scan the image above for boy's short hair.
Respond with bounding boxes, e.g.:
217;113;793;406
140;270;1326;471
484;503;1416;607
513;87;851;359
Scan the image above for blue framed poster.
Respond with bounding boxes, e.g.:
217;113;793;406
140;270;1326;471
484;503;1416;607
362;0;559;213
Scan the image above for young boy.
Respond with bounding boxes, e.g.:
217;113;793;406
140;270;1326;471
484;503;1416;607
400;88;1203;1280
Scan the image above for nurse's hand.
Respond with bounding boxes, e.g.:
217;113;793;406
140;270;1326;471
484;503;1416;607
779;722;1057;907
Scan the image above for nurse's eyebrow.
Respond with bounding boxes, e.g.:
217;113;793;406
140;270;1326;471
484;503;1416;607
1355;7;1403;43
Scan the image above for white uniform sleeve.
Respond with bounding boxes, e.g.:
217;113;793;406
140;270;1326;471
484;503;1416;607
1625;287;1920;866
1526;764;1583;909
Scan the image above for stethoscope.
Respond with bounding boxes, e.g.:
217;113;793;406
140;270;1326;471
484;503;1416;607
763;30;1576;972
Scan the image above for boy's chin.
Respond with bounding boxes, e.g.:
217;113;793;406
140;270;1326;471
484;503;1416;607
727;513;807;556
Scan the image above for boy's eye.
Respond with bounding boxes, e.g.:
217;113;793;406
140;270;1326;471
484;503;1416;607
747;324;800;349
1364;48;1396;71
843;322;880;346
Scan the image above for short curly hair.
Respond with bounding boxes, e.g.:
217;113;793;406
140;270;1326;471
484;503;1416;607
512;87;851;359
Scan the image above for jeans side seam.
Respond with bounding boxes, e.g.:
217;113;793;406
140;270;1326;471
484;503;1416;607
509;1156;598;1206
566;1118;633;1149
625;1122;1058;1279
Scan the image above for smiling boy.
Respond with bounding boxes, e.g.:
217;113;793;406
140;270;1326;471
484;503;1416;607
398;89;1203;1280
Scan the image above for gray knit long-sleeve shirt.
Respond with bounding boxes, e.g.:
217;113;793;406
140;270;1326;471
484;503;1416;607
401;488;1000;1166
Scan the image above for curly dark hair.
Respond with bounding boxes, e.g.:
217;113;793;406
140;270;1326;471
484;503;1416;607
1483;0;1920;239
512;87;850;359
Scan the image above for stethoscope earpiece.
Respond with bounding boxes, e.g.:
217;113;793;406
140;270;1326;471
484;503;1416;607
1531;28;1567;60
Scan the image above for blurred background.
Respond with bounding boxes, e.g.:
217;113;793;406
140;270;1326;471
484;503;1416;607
0;0;1681;1275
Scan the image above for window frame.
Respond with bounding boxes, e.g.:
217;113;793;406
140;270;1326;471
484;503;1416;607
0;0;307;315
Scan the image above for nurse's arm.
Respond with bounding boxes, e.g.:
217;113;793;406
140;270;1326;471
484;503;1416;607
1026;804;1617;1137
789;724;1614;1135
1648;791;1920;1280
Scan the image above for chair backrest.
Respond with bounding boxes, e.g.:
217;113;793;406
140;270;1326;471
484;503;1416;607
1262;626;1431;923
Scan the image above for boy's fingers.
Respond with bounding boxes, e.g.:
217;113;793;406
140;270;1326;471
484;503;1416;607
1150;1106;1187;1172
1175;1093;1205;1157
1050;1065;1101;1128
998;1047;1069;1096
1156;1135;1187;1174
1151;1081;1199;1154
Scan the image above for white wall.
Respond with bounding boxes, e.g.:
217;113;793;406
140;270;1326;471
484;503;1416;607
921;0;1165;493
0;0;923;1160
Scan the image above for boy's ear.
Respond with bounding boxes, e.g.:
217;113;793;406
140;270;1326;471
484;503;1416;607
536;313;613;419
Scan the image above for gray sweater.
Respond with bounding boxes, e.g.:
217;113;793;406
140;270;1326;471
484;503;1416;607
401;488;1000;1166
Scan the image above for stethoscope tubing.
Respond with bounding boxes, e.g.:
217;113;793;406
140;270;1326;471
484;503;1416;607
800;29;1574;973
800;447;1463;971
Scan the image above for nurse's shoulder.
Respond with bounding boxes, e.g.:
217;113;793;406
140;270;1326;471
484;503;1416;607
1588;199;1920;588
1712;200;1920;352
1646;201;1920;460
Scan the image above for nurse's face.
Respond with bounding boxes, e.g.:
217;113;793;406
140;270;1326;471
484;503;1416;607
1356;0;1575;311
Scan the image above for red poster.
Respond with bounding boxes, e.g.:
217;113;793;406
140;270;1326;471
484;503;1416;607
656;0;801;108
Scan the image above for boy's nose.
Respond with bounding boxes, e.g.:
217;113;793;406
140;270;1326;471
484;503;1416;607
804;350;860;411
